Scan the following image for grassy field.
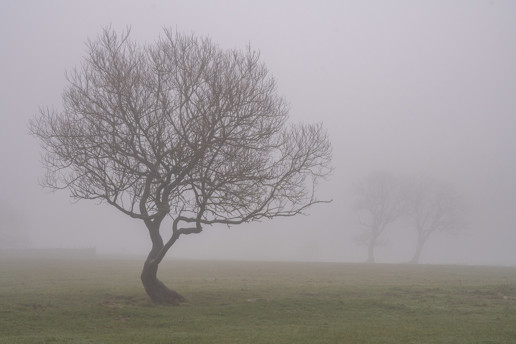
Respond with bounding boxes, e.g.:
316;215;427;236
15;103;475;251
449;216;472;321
0;257;515;343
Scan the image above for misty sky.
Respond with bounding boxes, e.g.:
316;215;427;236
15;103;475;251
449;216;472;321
1;0;515;265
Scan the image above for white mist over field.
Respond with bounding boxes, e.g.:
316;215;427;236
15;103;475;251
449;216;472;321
1;0;515;265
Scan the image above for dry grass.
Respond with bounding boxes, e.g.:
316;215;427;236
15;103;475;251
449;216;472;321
1;257;515;343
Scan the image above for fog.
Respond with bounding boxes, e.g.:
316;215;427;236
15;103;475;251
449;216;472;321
1;0;515;265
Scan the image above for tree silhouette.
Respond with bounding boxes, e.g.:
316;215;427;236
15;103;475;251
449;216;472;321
353;171;405;263
407;177;463;264
30;28;332;304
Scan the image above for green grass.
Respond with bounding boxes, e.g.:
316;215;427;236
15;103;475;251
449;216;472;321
1;258;515;343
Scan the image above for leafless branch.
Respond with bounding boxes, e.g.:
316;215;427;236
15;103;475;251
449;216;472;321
30;27;332;265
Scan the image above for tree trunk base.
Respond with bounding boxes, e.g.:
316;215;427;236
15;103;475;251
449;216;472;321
143;277;185;305
141;261;185;305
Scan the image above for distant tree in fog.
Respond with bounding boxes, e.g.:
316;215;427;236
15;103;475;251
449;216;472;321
406;177;463;264
353;171;406;263
30;28;332;304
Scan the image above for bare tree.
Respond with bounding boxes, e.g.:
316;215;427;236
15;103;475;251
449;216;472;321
30;28;332;304
406;177;463;264
353;171;406;263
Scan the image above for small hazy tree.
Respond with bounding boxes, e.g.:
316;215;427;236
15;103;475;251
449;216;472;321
406;177;463;264
353;171;406;263
30;28;332;304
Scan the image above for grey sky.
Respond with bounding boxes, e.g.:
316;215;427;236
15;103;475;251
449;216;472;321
1;0;515;264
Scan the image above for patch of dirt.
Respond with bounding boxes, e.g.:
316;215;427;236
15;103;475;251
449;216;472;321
99;300;123;308
16;303;52;312
100;294;147;308
246;297;269;302
499;293;516;301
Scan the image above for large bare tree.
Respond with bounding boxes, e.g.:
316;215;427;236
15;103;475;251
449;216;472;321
406;177;463;264
30;28;332;304
353;171;406;263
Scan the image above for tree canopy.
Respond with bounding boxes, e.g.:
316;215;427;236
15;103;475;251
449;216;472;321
30;28;332;303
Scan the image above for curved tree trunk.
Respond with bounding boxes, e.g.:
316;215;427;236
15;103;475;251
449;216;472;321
366;236;376;263
141;221;185;305
141;258;185;305
409;237;425;264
